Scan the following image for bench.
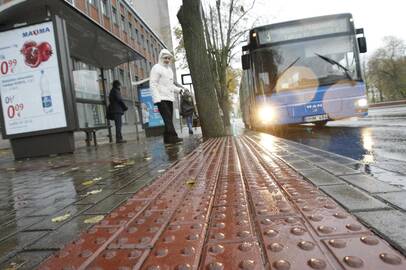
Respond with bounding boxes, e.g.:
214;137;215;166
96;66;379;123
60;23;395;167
79;126;112;147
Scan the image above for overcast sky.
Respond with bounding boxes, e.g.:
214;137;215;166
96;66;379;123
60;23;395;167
168;0;406;58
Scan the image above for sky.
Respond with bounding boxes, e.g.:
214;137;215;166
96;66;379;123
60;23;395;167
168;0;406;59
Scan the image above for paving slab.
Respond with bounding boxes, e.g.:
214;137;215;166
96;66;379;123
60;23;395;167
0;231;47;264
285;160;316;170
0;251;54;270
25;204;93;231
341;174;403;194
0;216;44;242
376;191;406;210
316;161;361;176
84;194;132;214
320;184;391;212
27;215;100;250
300;168;344;186
355;210;406;255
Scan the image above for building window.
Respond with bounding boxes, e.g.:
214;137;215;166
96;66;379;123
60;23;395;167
121;15;126;32
135;29;140;44
112;7;118;25
129;22;133;39
141;34;145;49
88;0;96;6
101;0;108;16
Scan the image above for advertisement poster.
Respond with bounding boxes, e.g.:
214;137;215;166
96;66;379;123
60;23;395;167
139;88;164;128
0;21;67;136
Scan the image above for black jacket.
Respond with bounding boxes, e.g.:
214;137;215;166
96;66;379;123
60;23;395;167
109;87;128;115
180;94;195;117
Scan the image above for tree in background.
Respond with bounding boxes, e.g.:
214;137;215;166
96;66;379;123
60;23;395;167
178;0;225;137
202;0;256;127
367;36;406;101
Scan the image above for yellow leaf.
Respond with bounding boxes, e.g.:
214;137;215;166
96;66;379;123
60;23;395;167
114;164;126;169
4;262;25;270
84;215;104;224
186;179;196;188
51;213;71;223
82;180;94;186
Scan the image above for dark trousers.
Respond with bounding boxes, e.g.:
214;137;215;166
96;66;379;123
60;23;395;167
113;114;123;141
156;101;178;142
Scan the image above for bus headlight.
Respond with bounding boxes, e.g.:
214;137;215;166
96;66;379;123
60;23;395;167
356;98;368;108
257;105;276;123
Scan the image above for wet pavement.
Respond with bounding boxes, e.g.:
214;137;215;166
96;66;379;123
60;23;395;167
267;105;406;189
0;129;405;269
0;135;201;269
31;136;405;269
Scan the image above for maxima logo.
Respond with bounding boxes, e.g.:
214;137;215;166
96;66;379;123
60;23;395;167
22;27;51;38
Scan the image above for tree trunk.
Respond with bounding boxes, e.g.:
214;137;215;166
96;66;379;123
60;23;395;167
178;0;225;137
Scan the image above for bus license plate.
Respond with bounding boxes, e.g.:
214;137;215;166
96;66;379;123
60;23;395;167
304;114;328;122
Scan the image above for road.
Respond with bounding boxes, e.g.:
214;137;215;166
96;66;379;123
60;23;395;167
268;105;406;189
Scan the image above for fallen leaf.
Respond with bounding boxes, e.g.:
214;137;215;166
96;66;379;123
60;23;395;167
4;262;25;270
186;179;196;188
158;169;165;173
144;157;152;161
84;215;104;224
82;180;94;186
114;164;126;168
92;177;102;182
51;213;71;223
82;189;103;197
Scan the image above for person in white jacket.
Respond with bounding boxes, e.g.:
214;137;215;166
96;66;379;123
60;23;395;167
150;49;183;144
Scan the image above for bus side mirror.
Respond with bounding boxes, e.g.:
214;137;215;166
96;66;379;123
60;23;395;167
242;54;250;70
358;37;367;53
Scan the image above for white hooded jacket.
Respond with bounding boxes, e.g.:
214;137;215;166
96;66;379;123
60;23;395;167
150;49;180;103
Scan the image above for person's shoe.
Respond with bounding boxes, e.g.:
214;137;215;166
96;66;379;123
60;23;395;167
189;130;193;135
116;139;127;144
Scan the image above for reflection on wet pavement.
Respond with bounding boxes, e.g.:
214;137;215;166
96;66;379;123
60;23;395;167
265;106;406;189
0;135;201;267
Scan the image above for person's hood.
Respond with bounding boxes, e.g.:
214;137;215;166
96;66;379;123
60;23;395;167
158;49;173;66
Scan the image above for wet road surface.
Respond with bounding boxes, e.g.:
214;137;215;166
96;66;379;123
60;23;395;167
268;105;406;189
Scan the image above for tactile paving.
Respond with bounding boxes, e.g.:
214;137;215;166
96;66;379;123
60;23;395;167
37;136;406;270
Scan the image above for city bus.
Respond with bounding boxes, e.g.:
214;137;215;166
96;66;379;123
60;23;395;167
240;13;368;129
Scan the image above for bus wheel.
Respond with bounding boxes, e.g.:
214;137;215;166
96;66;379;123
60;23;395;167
314;120;328;128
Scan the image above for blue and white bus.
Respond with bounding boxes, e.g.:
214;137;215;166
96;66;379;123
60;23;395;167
240;13;368;128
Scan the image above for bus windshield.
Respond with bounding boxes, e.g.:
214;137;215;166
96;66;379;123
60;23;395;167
252;35;360;94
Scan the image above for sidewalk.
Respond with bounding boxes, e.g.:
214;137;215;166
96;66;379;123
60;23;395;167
0;131;405;269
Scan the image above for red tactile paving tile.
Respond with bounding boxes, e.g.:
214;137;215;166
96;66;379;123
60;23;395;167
323;235;406;269
201;241;264;270
38;227;120;270
87;249;149;270
140;223;207;270
38;136;406;270
99;199;149;226
256;216;337;270
207;205;255;243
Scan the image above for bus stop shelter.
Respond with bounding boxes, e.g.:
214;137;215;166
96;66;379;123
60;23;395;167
0;0;142;159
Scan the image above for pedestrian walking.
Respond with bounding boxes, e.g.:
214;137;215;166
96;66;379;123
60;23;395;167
108;80;128;143
180;89;195;135
150;49;184;144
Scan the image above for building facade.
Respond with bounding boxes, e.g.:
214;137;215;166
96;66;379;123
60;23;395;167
0;0;170;130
